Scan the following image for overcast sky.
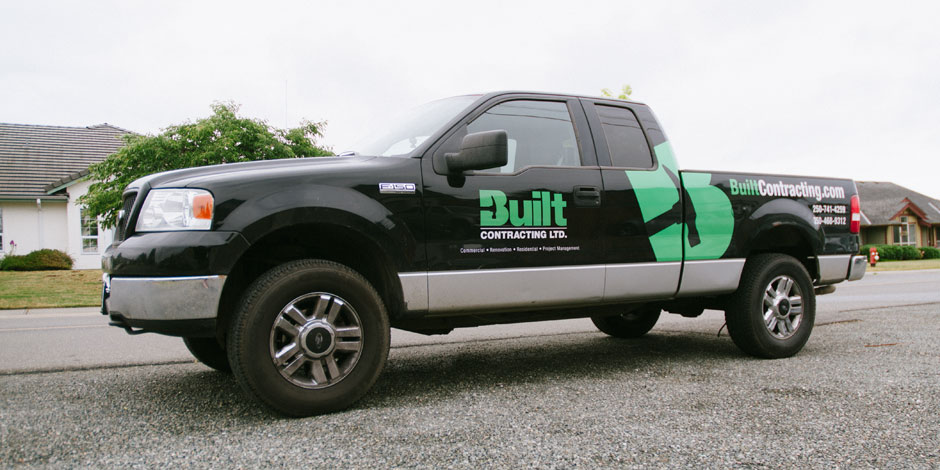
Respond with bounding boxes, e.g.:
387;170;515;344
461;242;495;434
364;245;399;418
2;0;938;197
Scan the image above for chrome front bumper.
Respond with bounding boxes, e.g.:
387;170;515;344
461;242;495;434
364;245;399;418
103;275;226;321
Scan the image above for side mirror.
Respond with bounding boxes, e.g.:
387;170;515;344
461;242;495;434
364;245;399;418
444;130;508;174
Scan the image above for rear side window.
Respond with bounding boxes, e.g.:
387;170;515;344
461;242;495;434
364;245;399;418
596;105;653;169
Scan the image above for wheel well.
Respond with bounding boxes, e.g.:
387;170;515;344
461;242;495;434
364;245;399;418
747;226;818;281
215;224;403;343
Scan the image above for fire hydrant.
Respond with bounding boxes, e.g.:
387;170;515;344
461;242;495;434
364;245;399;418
869;247;879;267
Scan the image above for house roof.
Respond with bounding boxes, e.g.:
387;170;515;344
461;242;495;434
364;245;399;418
856;181;940;226
0;122;131;200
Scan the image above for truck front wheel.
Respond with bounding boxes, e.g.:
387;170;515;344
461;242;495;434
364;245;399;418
725;254;816;358
227;259;390;416
591;307;661;338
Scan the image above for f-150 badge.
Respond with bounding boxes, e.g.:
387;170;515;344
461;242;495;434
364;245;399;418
379;183;416;194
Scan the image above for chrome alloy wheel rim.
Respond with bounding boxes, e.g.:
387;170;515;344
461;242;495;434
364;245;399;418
269;293;363;389
762;275;804;340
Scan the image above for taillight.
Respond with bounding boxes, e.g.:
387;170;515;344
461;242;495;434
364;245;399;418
850;194;861;234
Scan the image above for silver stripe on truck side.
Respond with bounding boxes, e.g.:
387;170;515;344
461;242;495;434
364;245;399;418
604;262;681;301
403;266;604;314
676;259;747;296
399;259;748;313
426;264;605;313
400;265;607;314
398;272;429;312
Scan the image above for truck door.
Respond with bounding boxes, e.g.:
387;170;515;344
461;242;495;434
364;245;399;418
420;95;605;313
580;99;683;300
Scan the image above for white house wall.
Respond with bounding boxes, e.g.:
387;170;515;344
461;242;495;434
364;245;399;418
0;200;68;256
0;179;112;270
66;180;113;270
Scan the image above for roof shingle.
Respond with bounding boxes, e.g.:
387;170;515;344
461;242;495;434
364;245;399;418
0;122;131;199
857;181;940;225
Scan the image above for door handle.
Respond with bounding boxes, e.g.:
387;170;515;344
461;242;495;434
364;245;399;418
573;186;601;207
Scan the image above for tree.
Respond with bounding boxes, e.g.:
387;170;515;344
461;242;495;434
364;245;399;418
79;102;332;227
600;85;633;100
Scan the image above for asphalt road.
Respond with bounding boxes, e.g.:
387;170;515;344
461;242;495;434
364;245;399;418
1;270;938;468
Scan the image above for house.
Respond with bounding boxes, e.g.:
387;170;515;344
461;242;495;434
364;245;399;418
857;181;940;248
0;122;131;269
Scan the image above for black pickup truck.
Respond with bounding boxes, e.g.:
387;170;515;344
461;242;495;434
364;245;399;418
102;91;867;416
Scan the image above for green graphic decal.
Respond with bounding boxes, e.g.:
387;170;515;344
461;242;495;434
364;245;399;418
625;142;682;261
626;141;733;261
681;172;733;260
480;190;567;227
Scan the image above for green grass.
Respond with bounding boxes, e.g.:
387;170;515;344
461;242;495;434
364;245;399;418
869;258;940;272
0;269;103;309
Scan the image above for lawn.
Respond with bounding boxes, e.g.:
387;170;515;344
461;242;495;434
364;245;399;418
0;269;102;309
869;258;940;272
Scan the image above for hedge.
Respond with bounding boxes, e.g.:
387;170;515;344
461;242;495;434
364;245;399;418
0;249;74;271
859;244;928;261
921;246;940;259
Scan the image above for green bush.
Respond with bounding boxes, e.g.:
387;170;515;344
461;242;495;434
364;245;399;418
860;244;925;261
29;249;75;269
921;246;940;259
878;245;901;260
881;246;899;260
900;246;923;260
0;249;73;271
0;255;29;271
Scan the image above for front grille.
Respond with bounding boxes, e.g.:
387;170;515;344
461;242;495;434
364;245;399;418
115;191;138;241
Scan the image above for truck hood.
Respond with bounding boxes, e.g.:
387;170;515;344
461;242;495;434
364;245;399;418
128;156;378;190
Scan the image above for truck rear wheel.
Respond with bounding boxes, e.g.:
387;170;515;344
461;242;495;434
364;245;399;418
183;337;231;372
227;259;390;417
725;254;815;358
591;307;661;338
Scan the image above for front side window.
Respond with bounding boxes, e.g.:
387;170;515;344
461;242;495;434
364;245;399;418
467;100;580;173
81;209;98;253
595;105;653;168
350;95;478;157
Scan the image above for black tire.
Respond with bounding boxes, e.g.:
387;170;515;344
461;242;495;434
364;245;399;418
183;336;231;372
227;259;390;417
591;307;661;338
725;253;816;359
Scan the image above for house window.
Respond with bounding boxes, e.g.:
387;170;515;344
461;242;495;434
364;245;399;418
81;209;98;253
0;207;4;249
893;216;916;246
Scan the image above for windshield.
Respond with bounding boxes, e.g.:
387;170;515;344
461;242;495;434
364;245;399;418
347;95;478;157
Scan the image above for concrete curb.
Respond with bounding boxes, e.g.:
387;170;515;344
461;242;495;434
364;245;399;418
0;306;100;318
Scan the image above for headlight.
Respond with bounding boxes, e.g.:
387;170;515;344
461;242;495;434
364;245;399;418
136;189;214;232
